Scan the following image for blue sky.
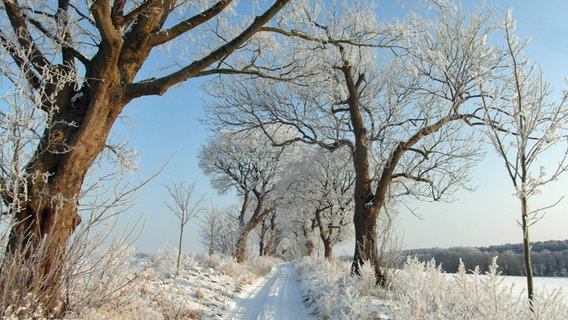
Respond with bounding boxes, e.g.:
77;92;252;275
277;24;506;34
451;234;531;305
111;0;568;254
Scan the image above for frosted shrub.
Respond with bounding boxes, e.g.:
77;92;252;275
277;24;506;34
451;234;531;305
392;257;449;318
296;256;393;319
529;288;568;320
392;257;568;320
393;257;521;319
64;246;156;319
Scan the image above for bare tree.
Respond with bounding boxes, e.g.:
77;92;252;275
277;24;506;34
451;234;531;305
199;129;292;262
163;182;203;276
205;1;504;282
199;204;240;257
199;200;223;256
481;10;568;305
0;0;289;311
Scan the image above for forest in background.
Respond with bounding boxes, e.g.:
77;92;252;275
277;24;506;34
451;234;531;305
403;240;568;277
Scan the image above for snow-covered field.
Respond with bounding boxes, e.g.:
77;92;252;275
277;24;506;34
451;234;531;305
52;251;567;320
296;256;568;320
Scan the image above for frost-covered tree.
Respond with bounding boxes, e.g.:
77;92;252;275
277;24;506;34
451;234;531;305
0;0;289;311
481;11;568;304
281;147;354;261
198;129;293;263
199;201;238;256
205;1;504;282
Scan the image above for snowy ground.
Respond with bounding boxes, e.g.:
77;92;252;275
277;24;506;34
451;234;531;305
62;252;280;319
225;263;315;320
501;275;568;302
54;251;568;320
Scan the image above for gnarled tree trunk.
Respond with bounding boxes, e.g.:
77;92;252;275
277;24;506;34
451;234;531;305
1;0;290;314
5;76;126;313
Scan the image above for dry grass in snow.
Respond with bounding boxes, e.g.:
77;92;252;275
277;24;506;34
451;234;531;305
63;251;279;320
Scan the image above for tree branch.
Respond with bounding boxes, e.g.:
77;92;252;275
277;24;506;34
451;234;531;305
2;0;52;76
149;0;234;47
123;0;290;100
91;0;122;47
391;172;433;185
0;31;42;89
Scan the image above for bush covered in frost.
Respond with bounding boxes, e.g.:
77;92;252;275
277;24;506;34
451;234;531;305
392;257;568;320
296;256;395;319
296;256;568;320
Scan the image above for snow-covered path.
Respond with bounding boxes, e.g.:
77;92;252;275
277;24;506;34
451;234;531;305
226;262;315;320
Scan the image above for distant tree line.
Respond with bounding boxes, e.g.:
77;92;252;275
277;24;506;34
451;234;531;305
403;240;568;277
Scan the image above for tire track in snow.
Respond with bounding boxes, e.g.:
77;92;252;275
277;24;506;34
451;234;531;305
226;262;315;320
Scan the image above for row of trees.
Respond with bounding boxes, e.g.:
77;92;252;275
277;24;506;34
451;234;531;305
404;240;568;277
1;0;566;315
197;130;355;263
198;0;568;303
200;0;568;293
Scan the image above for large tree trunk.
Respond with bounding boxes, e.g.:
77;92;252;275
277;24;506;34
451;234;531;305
4;88;124;314
264;211;277;256
235;227;253;263
340;62;386;284
314;207;334;262
351;204;385;284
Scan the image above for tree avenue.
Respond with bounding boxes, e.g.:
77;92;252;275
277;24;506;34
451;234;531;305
0;0;289;314
205;1;509;282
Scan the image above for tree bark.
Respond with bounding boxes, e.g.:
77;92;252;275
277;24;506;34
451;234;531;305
351;204;385;284
337;60;385;284
314;207;334;262
5;82;124;313
264;211;277;256
258;219;267;256
235;227;252;263
322;237;333;262
521;195;534;305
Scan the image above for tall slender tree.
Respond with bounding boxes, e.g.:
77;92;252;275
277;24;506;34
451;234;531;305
481;10;568;305
163;182;203;276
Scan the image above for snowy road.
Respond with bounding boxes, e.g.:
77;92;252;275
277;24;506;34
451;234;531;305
226;262;315;320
